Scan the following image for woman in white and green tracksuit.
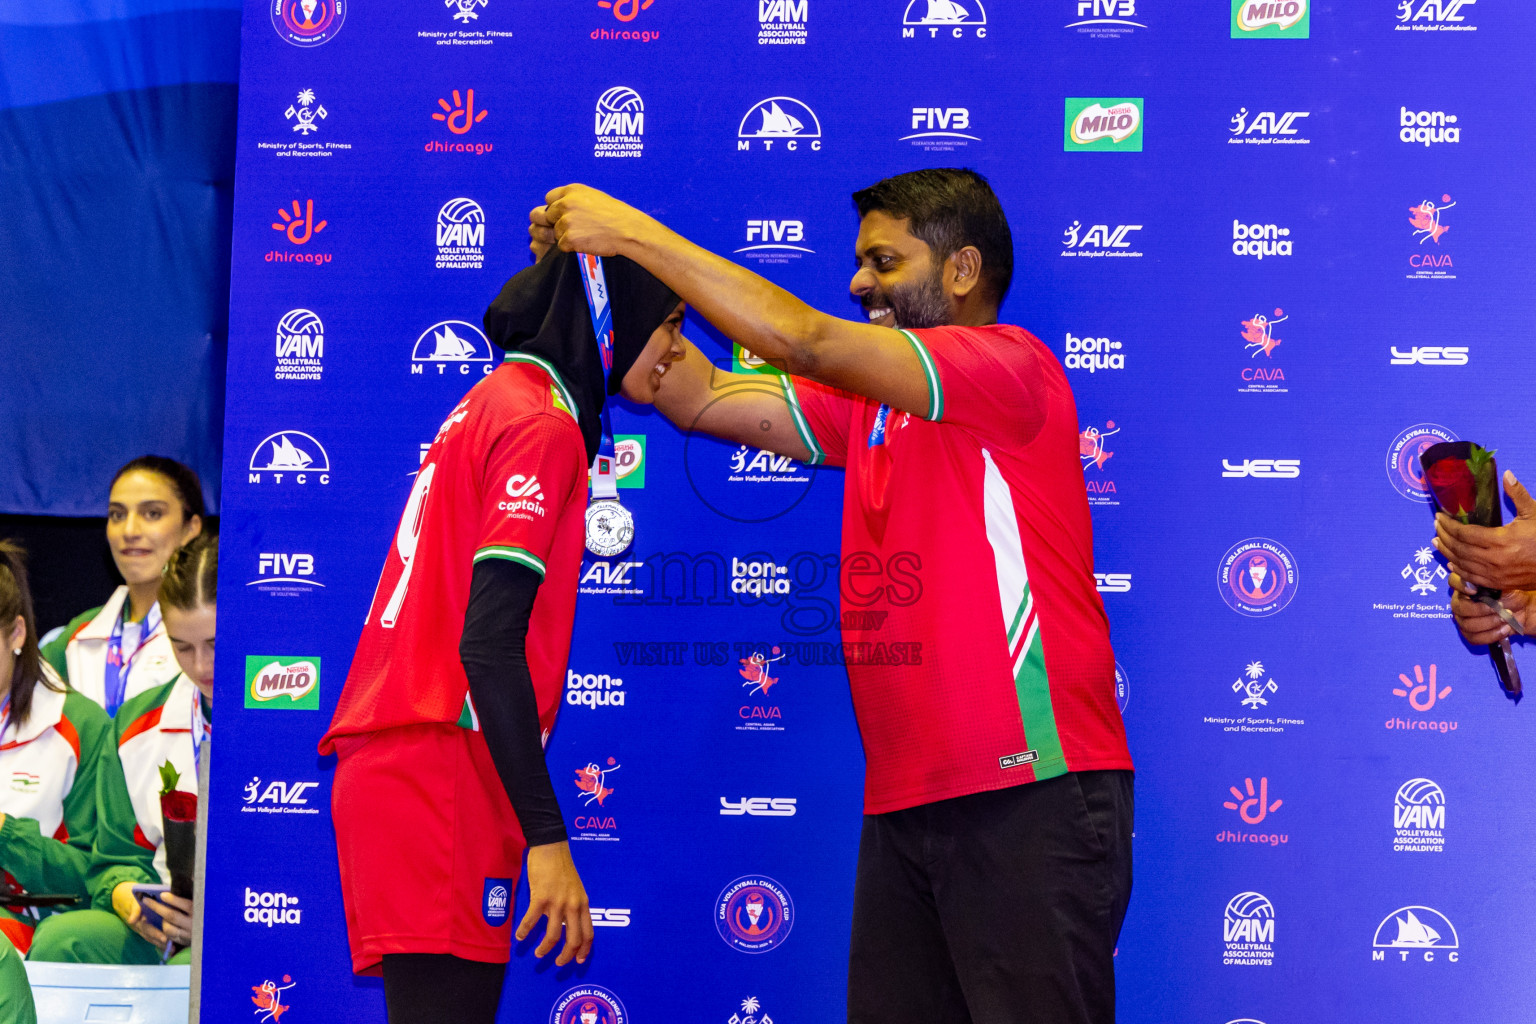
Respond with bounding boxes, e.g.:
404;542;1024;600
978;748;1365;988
0;542;115;957
30;534;215;965
38;456;204;717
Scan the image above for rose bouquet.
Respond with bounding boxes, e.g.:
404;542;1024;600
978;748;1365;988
158;760;197;901
1421;441;1523;695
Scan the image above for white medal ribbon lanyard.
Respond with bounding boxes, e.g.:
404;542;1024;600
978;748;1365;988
577;254;635;557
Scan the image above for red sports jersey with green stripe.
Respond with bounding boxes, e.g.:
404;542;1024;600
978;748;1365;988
783;323;1132;814
321;356;587;750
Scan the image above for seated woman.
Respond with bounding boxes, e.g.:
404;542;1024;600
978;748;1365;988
28;534;215;965
40;456;204;716
0;542;115;956
0;933;37;1024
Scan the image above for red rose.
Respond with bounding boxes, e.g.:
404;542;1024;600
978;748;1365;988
160;790;198;823
1426;458;1476;518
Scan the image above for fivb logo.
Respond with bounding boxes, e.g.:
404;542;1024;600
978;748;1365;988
1400;107;1460;146
1222;459;1300;479
1396;0;1477;31
436;199;484;270
1066;0;1145;37
737;97;822;151
1373;906;1459;962
253;553;321;594
411;321;494;376
1232;0;1308;37
594;87;644;158
1223;892;1275;966
736;220;811;263
903;108;978;150
248;432;330;486
274;309;323;381
1065;98;1143;151
1061;221;1144;258
759;0;808;44
1232;221;1293;260
1394;778;1446;852
1391;345;1467;366
902;0;987;38
1063;333;1124;373
1229;108;1311;145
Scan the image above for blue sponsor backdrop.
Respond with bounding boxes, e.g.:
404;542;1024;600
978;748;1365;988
207;1;1536;1022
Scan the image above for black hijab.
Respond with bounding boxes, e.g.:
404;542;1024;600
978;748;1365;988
483;251;679;463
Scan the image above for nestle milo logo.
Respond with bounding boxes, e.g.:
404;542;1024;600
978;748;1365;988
245;656;321;710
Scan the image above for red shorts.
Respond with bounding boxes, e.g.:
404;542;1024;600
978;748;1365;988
331;723;526;974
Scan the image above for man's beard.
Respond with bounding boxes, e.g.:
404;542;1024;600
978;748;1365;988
865;265;951;330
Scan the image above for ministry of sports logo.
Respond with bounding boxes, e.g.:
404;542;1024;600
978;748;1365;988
248;432;330;486
759;0;807;44
1218;538;1298;617
1223;892;1275;966
411;321;494;376
1385;423;1457;500
1394;778;1446;852
716;876;793;953
1372;906;1459;961
1396;0;1477;31
1234;660;1279;709
903;0;987;38
551;986;628;1024
1229;107;1311;145
595;87;644;158
436;199;484;269
271;0;345;46
284;89;327;134
1066;0;1144;38
737;97;822;151
274;309;324;381
1232;0;1308;37
1064;98;1143;151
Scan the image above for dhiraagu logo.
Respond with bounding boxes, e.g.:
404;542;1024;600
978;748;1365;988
1232;0;1309;37
1064;98;1143;152
245;656;321;710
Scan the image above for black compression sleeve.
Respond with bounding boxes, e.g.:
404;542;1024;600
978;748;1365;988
459;557;568;847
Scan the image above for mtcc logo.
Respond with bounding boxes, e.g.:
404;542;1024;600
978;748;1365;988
284;89;327;134
412;321;494;375
436;199;485;270
271;0;345;46
1400;107;1460;146
274;309;324;381
1223;892;1275;966
1218;538;1298;617
1232;0;1308;37
595;87;644;158
1066;0;1145;38
903;0;986;37
248;432;330;485
738;98;822;150
1391;345;1467;366
1229;108;1310;145
1060;221;1144;257
716;876;794;953
1222;459;1300;479
551;985;628;1024
1385;423;1457;501
1232;220;1293;260
1373;906;1459;961
1394;778;1446;852
1396;0;1476;31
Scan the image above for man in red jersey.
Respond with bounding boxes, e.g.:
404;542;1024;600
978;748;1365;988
320;252;684;1024
531;169;1134;1024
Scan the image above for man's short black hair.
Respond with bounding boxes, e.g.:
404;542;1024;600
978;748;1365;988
852;168;1014;305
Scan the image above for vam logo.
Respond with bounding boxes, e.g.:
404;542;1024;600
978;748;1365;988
1394;778;1446;852
1233;659;1279;709
736;220;812;264
1229;107;1311;145
1373;906;1459;961
903;0;986;38
1066;0;1145;37
248;432;330;486
241;776;321;814
1065;98;1143;151
1095;572;1132;593
595;87;644;158
1218;538;1298;617
738;97;822;151
1400;107;1460;146
1396;0;1476;31
567;669;626;707
1232;220;1293;259
1063;332;1125;373
284;89;327;134
482;877;511;925
1222;459;1301;479
244;656;321;709
551;986;628;1024
760;0;808;44
1385;422;1457;501
274;309;324;381
1060;221;1144;258
251;553;322;596
436;199;485;270
720;797;798;816
1232;0;1308;37
272;0;345;46
244;888;302;927
716;876;794;953
579;559;646;596
904;107;978;151
1391;345;1467;366
1223;892;1275;966
412;320;494;376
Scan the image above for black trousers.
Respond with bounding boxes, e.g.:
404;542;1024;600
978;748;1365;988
381;953;506;1024
848;770;1134;1024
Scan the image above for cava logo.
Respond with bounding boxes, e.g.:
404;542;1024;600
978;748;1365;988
1079;421;1120;506
1394;778;1446;852
1232;0;1308;36
737;97;822;151
1222;459;1300;479
716;876;794;953
1408;194;1457;278
1232;221;1293;259
1400;107;1460;146
1066;0;1145;37
251;975;296;1022
1065;98;1143;150
736;219;812;263
271;0;345;46
738;646;787;732
567;669;626;708
274;309;324;381
1391;345;1467;365
1218;538;1298;617
284;89;327;134
411;321;494;375
1229;108;1311;144
1386;423;1457;501
595;87;644;158
247;432;330;486
435;199;484;269
1238;307;1288;392
904;107;977;151
244;888;302;927
1396;0;1476;30
902;0;987;37
242;777;321;814
252;553;321;596
244;656;321;709
1063;332;1125;373
1060;221;1144;257
1372;906;1459;961
579;559;645;596
729;445;810;483
759;0;807;44
551;986;628;1024
572;757;621;841
1223;892;1275;966
720;797;798;817
1095;572;1132;593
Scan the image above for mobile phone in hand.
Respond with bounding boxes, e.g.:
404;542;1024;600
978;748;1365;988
131;884;171;931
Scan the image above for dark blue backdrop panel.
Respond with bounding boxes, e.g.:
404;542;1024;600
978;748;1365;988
206;2;1536;1022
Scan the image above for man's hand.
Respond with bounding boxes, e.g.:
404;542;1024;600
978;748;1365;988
531;185;656;258
1434;470;1536;590
112;880;169;949
516;841;592;966
1449;571;1533;644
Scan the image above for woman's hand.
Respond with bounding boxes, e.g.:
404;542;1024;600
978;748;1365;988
112;880;169;949
147;892;194;947
516;841;593;966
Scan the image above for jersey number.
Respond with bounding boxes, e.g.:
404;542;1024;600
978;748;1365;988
380;463;436;629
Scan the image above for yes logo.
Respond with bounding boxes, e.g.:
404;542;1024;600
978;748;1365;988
1222;459;1300;479
245;656;321;709
1065;98;1143;151
1391;346;1467;366
1232;0;1308;37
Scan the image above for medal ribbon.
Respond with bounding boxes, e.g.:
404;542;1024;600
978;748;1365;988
577;253;622;503
190;685;210;775
105;601;161;717
0;692;10;744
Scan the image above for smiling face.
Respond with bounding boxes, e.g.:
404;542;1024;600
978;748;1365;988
164;602;215;700
618;301;687;404
106;470;202;589
849;210;954;331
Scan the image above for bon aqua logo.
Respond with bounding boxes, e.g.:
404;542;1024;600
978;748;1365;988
1064;97;1143;152
245;656;321;710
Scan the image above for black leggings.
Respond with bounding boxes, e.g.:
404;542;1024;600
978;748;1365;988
381;953;507;1024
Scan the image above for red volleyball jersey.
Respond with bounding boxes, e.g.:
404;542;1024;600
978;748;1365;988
321;355;588;752
782;323;1133;814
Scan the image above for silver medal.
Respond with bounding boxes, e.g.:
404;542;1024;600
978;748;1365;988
585;500;634;557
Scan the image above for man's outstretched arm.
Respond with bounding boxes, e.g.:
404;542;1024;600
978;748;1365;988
650;341;815;462
533;185;934;420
